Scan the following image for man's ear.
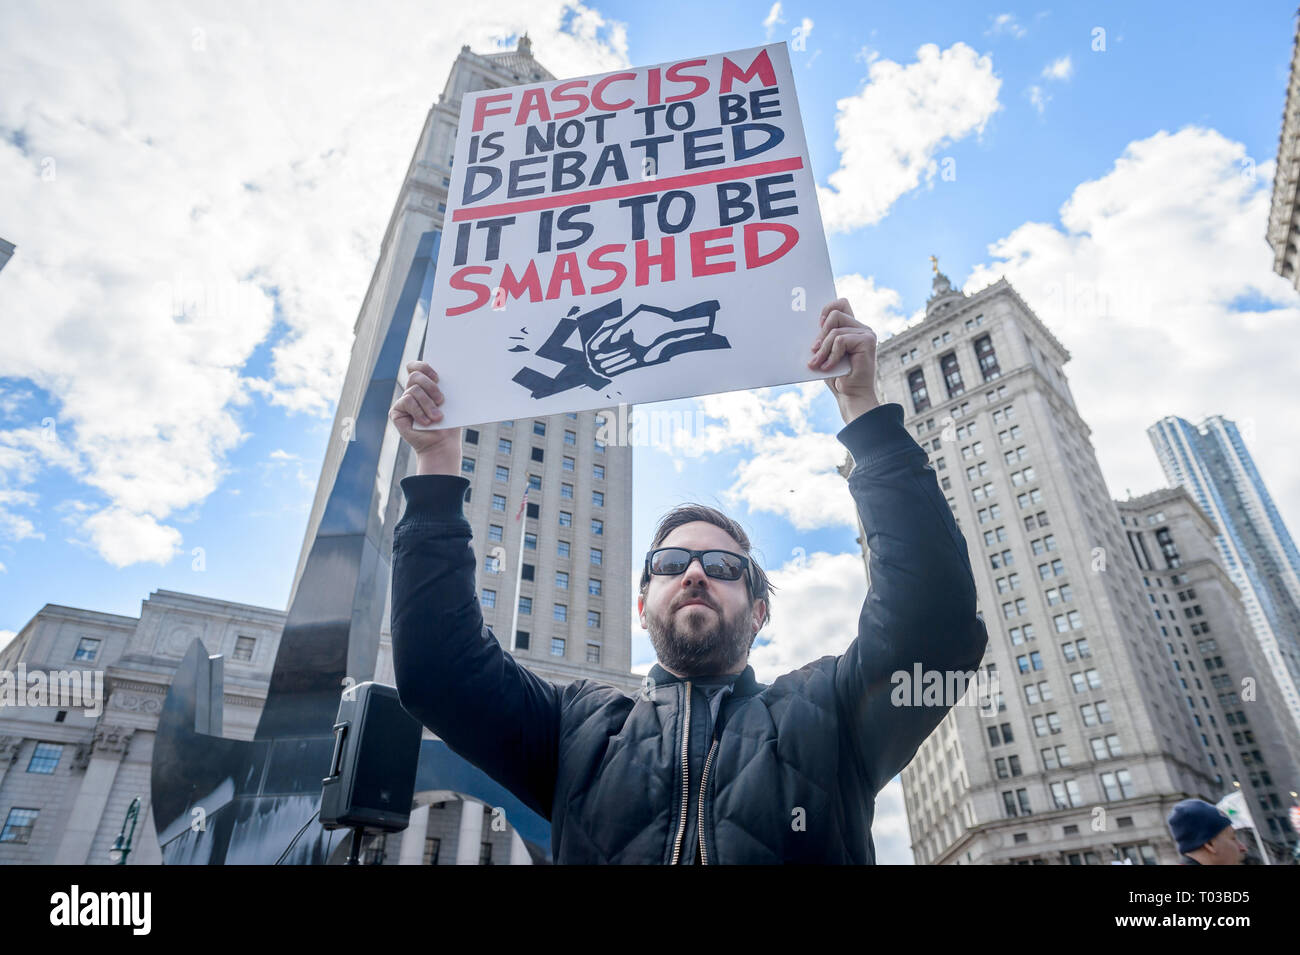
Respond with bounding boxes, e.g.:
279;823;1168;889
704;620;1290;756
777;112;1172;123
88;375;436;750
637;592;645;628
752;598;768;633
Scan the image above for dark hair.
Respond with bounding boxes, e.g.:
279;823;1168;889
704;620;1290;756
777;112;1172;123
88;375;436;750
639;503;775;620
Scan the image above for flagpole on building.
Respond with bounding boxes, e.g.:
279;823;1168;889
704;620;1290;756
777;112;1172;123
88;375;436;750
508;484;529;652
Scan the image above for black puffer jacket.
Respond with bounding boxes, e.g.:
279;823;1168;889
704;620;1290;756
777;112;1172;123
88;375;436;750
391;402;987;863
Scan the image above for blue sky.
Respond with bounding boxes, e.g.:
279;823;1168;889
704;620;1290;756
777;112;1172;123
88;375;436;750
4;1;1300;863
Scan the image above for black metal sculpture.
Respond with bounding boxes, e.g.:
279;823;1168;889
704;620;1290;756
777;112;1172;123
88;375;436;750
150;230;552;864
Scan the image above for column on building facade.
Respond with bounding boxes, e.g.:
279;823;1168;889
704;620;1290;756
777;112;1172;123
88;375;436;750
398;803;431;864
509;828;531;865
52;724;133;864
455;797;484;865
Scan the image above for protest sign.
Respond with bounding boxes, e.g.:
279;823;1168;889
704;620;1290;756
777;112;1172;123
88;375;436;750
419;41;839;429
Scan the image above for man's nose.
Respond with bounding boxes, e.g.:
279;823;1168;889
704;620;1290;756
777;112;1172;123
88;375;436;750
679;556;710;585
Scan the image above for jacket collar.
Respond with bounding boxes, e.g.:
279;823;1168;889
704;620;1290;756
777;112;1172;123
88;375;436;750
647;662;763;698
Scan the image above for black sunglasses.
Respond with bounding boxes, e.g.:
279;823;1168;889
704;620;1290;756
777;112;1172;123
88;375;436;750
645;547;753;590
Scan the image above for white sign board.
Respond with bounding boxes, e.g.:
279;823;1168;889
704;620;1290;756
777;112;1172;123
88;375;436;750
420;42;838;429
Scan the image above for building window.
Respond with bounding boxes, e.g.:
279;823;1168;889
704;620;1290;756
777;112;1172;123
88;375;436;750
423;836;442;865
533;421;546;436
554;604;567;622
592;490;604;508
589;578;602;596
556;571;569;590
591;519;603;536
485;554;502;574
518;596;532;615
26;743;63;774
462;457;476;474
591;548;602;566
550;637;565;656
526;502;539;519
494;465;509;482
464;428;479;445
1100;772;1121;801
480;589;497;609
586;643;601;663
974;334;1000;380
524;532;537;550
528;474;542;491
593;463;605;480
521;563;534;581
231;635;256;662
488;524;503;542
563;456;575;472
0;808;39;844
559;510;572;527
940;352;965;397
498;438;512;455
531;447;544;462
908;368;931;412
561;483;573;499
588;611;601;628
564;430;576;446
491;493;506;512
557;540;570;558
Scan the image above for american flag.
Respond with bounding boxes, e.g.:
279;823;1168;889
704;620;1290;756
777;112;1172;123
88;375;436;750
515;484;530;521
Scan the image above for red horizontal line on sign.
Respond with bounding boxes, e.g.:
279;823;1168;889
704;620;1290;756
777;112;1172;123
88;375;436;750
450;156;805;221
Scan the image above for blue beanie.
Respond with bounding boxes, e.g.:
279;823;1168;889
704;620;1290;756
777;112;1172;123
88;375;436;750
1166;799;1233;854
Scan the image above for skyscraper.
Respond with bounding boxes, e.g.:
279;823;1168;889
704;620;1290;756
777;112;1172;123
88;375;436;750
878;265;1228;864
1267;14;1300;289
291;38;638;698
1116;487;1300;860
1148;415;1300;737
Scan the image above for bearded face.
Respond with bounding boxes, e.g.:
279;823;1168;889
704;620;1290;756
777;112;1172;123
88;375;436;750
638;521;767;677
643;587;757;675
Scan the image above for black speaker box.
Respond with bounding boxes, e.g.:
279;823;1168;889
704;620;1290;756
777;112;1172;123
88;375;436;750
320;681;422;832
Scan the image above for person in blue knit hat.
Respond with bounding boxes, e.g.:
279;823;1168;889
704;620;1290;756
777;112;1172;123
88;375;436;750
1166;798;1246;865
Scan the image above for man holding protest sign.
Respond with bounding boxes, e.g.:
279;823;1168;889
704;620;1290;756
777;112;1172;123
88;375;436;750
387;296;988;863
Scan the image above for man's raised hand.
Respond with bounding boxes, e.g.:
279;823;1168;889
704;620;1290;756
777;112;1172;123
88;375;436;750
809;298;881;424
389;360;462;471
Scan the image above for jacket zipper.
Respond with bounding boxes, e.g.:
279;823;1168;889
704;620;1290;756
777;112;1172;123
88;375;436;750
668;680;692;864
697;733;719;864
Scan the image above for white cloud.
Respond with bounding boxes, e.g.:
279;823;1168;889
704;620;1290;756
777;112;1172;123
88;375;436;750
0;630;15;652
963;126;1300;533
985;13;1027;39
82;506;184;568
817;43;1002;232
724;432;856;530
0;425;84;543
1042;55;1073;81
763;2;785;41
834;273;914;337
0;0;629;566
1027;84;1048;114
